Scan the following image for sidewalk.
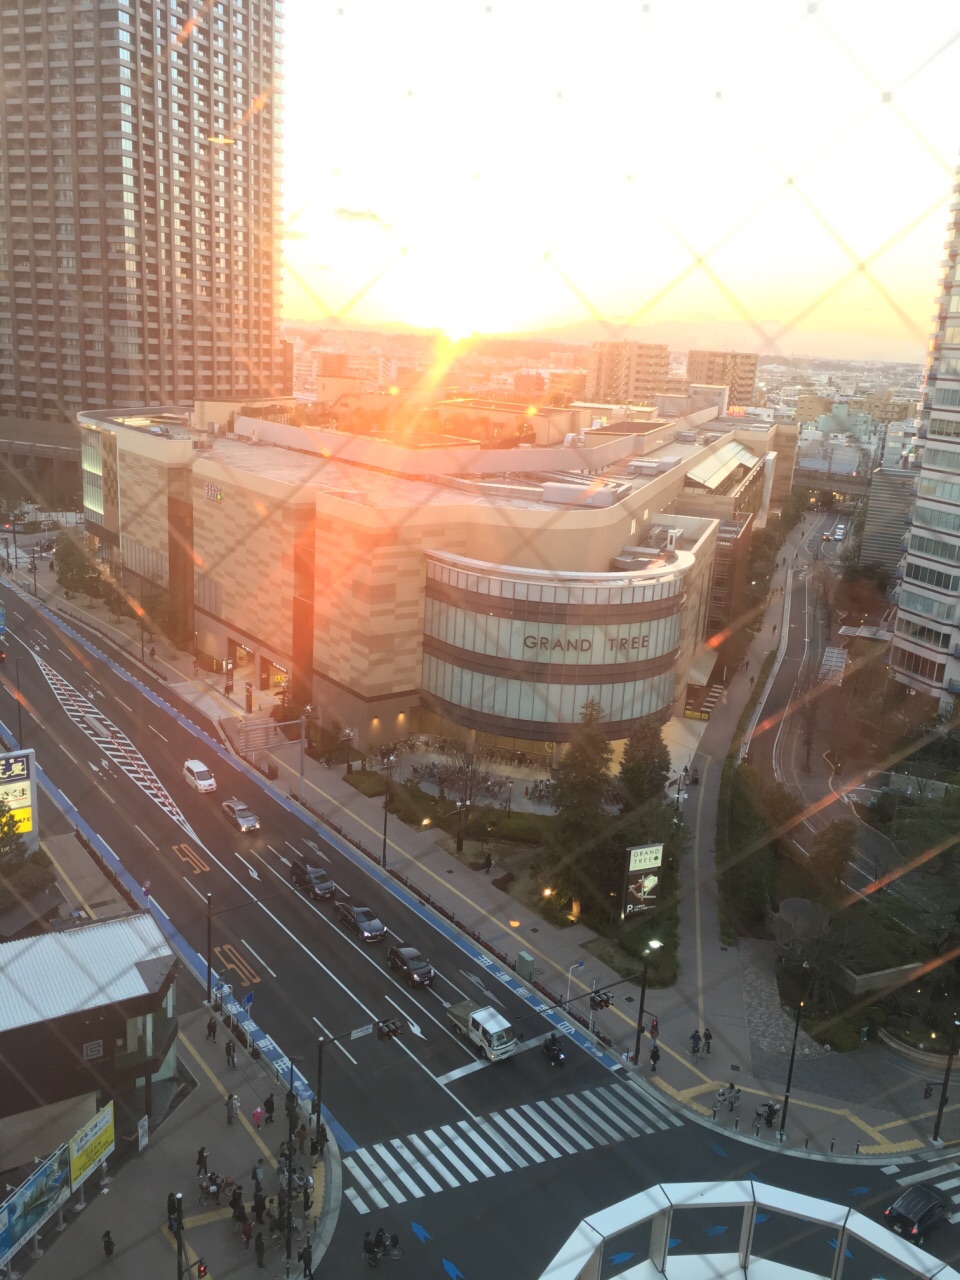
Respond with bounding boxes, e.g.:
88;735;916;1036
21;1008;334;1280
12;534;959;1161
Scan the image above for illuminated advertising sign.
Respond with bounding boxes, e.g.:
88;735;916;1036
0;750;38;851
621;843;663;919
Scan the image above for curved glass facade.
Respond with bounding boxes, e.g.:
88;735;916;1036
421;552;689;740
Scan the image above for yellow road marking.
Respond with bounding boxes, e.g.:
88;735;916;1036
177;1032;277;1165
214;943;260;986
173;841;210;874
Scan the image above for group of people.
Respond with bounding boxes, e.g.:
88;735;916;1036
689;1028;712;1057
715;1084;741;1113
363;1225;398;1262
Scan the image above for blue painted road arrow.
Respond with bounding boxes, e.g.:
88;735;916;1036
443;1261;467;1280
709;1142;728;1158
411;1222;431;1243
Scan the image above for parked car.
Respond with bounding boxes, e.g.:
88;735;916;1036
336;900;386;942
183;759;217;793
882;1184;949;1245
290;858;335;900
387;944;435;986
221;798;260;832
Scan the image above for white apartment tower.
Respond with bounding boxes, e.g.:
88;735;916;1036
0;0;283;423
891;173;960;713
586;342;669;406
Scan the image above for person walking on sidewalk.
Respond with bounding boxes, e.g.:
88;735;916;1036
226;1093;239;1125
225;1038;237;1069
196;1145;208;1177
255;1232;266;1268
252;1157;265;1191
252;1104;263;1130
264;1092;275;1125
253;1188;266;1223
102;1230;115;1261
206;1015;217;1043
297;1120;308;1154
650;1044;660;1073
703;1028;713;1055
728;1085;741;1112
241;1218;253;1249
298;1238;314;1279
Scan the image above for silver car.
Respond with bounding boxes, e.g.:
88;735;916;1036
222;798;260;832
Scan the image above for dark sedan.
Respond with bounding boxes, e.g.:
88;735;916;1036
290;858;335;900
336;900;385;942
387;944;435;987
883;1184;949;1246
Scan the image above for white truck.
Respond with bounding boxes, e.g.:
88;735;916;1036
446;999;517;1061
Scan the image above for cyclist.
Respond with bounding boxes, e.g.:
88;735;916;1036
362;1231;378;1261
374;1225;388;1253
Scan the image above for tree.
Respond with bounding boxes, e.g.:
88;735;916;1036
54;533;100;598
809;817;858;890
0;794;27;871
619;718;670;813
436;745;497;853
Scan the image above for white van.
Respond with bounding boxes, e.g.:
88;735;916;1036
183;759;217;793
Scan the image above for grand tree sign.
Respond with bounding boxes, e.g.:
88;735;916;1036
621;843;663;920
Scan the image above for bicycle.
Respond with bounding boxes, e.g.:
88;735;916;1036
362;1234;403;1266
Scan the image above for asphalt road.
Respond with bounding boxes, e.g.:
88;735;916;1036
0;580;617;1152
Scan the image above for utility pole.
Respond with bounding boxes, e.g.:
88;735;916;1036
205;893;213;1003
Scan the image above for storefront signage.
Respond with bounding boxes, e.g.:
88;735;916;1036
621;843;663;919
69;1102;115;1190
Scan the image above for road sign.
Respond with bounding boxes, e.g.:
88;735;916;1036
242;992;254;1011
350;1024;374;1041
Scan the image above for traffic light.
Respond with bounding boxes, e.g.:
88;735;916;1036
377;1018;403;1040
924;1082;934;1100
245;681;254;714
589;992;613;1010
196;1262;208;1278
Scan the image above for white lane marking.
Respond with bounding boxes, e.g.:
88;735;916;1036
285;840;301;857
456;1120;511;1173
505;1107;562;1159
353;1148;406;1206
421;1129;477;1184
564;1092;622;1143
897;1164;960;1187
60;745;79;767
342;1158;389;1210
408;1134;460;1188
529;1099;591;1151
608;1082;669;1132
58;647;71;660
267;844;290;865
487;1113;545;1164
552;1096;610;1145
458;969;505;1008
312;1016;358;1065
303;838;330;863
115;697;133;713
183;877;209;905
234;852;261;880
586;1087;644;1137
135;824;159;850
12;612;24;621
148;724;168;742
372;1144;426;1199
384;995;424;1040
389;1138;442;1193
149;898;169;919
440;1124;495;1178
473;1117;528;1169
519;1105;577;1156
435;1060;487;1085
345;1188;369;1215
241;939;277;979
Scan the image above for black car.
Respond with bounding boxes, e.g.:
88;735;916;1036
883;1184;949;1245
290;858;335;900
336;900;385;942
387;944;435;987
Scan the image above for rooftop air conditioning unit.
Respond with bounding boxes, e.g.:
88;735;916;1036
666;528;681;551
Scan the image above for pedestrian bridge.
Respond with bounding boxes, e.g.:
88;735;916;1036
540;1179;958;1280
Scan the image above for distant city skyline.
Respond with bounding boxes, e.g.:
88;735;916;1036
282;0;960;362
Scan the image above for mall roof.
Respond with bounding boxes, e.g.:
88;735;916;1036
0;913;174;1032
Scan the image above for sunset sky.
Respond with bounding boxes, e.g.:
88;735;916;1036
280;1;960;359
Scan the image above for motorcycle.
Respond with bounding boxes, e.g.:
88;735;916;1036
542;1036;566;1067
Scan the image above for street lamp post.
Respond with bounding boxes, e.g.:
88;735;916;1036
13;656;22;745
340;726;354;775
505;778;513;818
174;1191;185;1280
299;705;313;804
779;961;810;1142
933;1018;960;1143
566;958;584;1006
455;800;470;855
205;893;213;1003
380;754;396;869
633;940;662;1064
29;552;36;597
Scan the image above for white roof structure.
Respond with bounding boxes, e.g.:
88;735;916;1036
0;913;174;1033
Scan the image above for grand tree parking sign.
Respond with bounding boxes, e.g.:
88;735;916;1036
621;843;663;920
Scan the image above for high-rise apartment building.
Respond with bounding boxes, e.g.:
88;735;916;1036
686;350;758;407
890;171;960;712
586;342;669;405
0;0;283;424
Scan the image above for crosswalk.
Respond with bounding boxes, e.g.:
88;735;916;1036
343;1078;683;1215
892;1162;960;1224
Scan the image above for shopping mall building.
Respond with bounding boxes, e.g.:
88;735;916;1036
76;400;792;752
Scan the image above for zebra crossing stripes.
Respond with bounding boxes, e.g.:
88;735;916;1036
894;1162;960;1224
344;1082;682;1214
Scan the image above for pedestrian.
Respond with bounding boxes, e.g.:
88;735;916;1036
253;1188;266;1223
279;1140;290;1162
149;646;156;660
703;1027;713;1055
690;1029;702;1057
299;1238;314;1279
241;1218;253;1249
102;1230;115;1260
772;625;777;636
166;1190;178;1232
297;1120;308;1154
483;850;492;874
302;1182;312;1215
309;1134;319;1166
255;1232;266;1268
650;1044;660;1073
649;1017;659;1042
252;1157;265;1190
226;1093;239;1125
196;1145;208;1177
229;1186;243;1212
206;1015;217;1043
749;675;755;688
225;1038;237;1069
317;1119;327;1156
264;1092;275;1125
728;1086;741;1112
252;1104;263;1130
233;1199;247;1234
